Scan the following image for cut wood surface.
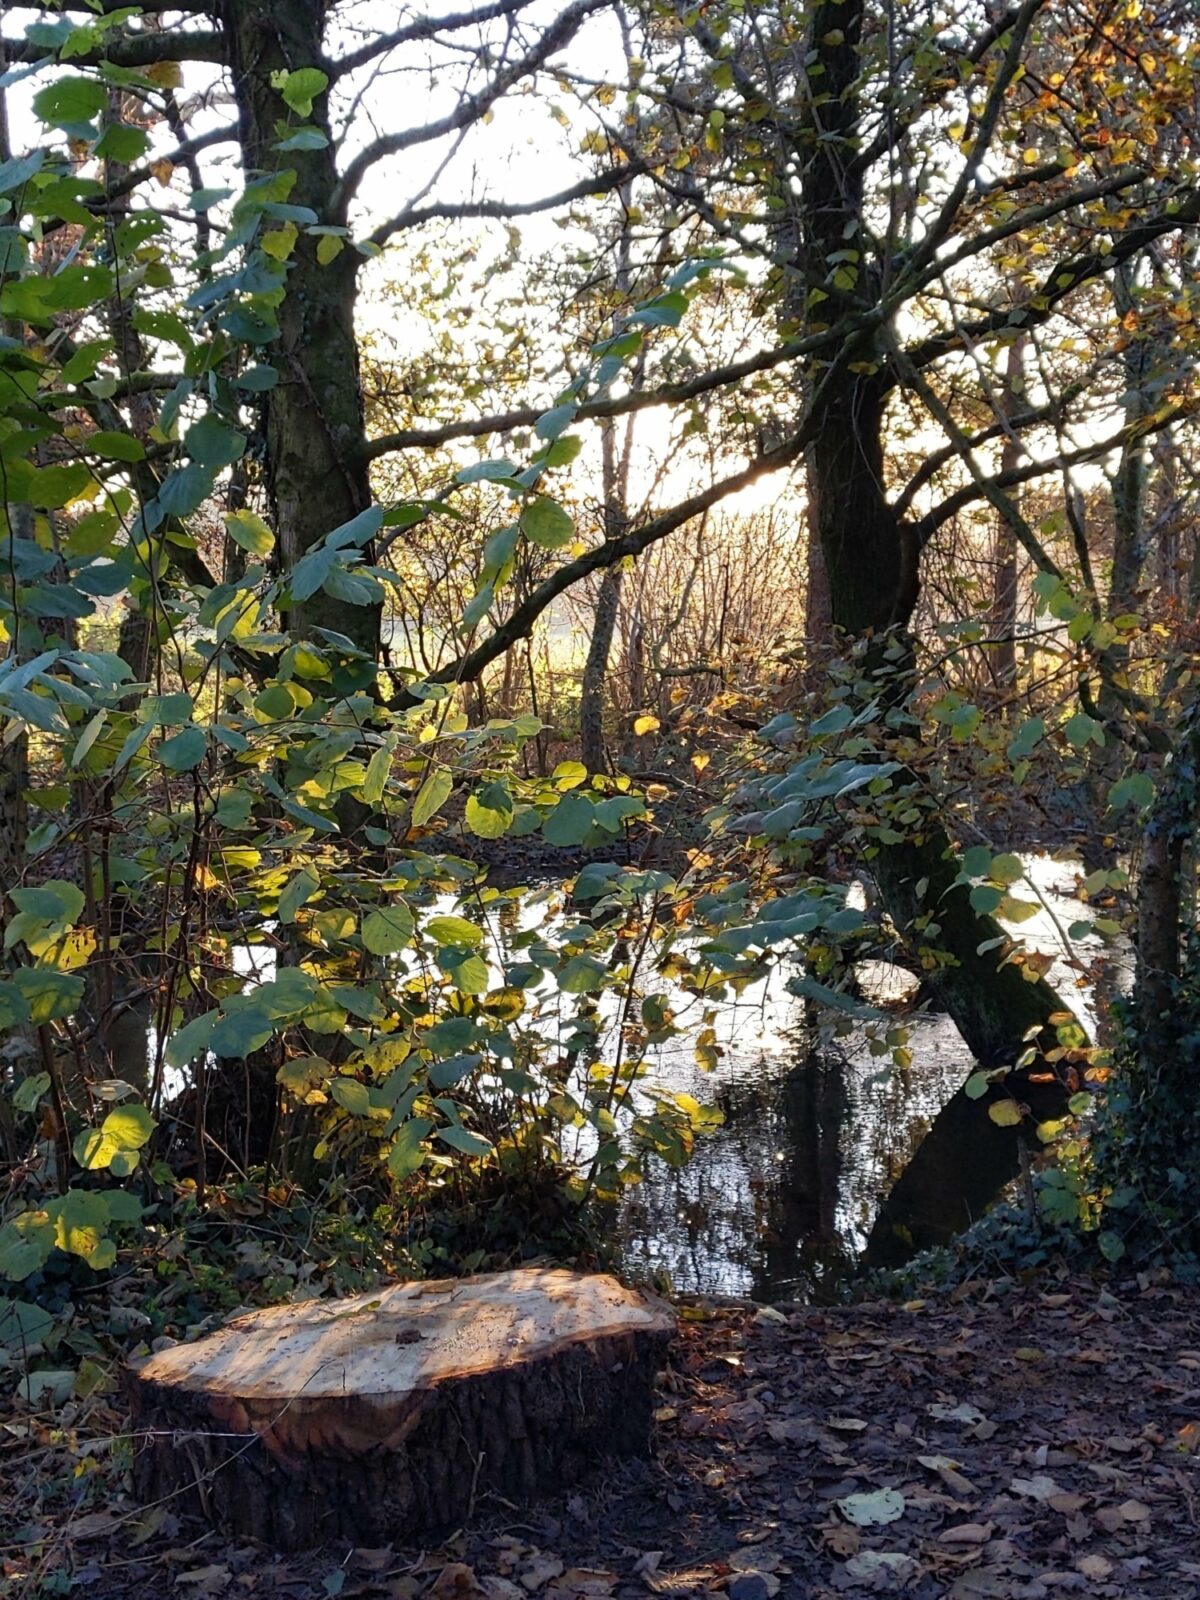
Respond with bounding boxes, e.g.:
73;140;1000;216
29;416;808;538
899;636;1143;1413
126;1267;675;1550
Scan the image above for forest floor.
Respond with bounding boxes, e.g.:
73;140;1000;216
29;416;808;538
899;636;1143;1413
6;1272;1200;1600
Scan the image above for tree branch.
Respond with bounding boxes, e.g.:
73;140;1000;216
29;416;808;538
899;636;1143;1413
906;188;1200;374
332;0;540;77
369;160;643;246
405;411;825;700
911;398;1198;548
1;28;224;66
333;0;608;216
360;315;873;460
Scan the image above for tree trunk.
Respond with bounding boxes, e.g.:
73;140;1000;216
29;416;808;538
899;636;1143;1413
581;565;622;772
221;0;379;660
127;1269;674;1550
990;335;1026;693
788;0;1075;1255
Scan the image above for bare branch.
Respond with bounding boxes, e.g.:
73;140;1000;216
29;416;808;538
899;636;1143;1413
912;398;1199;548
406;410;827;700
333;0;609;215
332;0;540;77
369;160;643;246
360;315;874;460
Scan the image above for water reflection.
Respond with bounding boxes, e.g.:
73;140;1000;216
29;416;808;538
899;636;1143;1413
616;852;1129;1298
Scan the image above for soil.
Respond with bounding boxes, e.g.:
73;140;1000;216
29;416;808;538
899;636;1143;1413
7;1274;1199;1600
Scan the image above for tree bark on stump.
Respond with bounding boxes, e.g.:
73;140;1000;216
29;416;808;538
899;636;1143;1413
125;1268;674;1550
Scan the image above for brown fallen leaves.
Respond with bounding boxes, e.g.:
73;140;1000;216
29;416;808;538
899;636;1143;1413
5;1274;1199;1599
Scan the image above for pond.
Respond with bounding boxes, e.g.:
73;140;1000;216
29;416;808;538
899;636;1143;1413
608;852;1129;1300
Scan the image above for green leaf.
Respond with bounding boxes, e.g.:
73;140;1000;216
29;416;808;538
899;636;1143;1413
1064;711;1104;749
411;765;452;827
542;792;595;847
158;462;215;517
361;740;394;806
629;290;687;328
8;881;84;927
437;1124;493;1157
11;969;83;1025
558;954;608;994
989;853;1024;886
1108;772;1154;810
33;77;106;129
12;1073;51;1115
186;414;246;470
442;951;489;994
968;884;1004;915
278;868;320;925
521;496;574;549
159;725;205;771
0;1296;54;1351
964;1070;992;1100
465;784;513;839
425;915;484;949
273;66;329;117
535;403;577;442
456;458;517;484
164;1010;218;1069
331;1079;371;1116
86;430;144;462
94;122;149;163
988;1098;1023;1127
0;1212;55;1283
387;1117;433;1180
361;903;416;955
552;760;587;790
224;509;274;556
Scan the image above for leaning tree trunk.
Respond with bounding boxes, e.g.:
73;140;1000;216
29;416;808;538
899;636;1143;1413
790;1;1074;1256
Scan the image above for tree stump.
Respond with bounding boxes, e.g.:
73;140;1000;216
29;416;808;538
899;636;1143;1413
125;1267;675;1550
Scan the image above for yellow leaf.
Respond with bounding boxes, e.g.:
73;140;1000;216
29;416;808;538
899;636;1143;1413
317;233;344;266
988;1098;1023;1127
261;223;298;260
633;714;660;736
145;61;183;88
150;159;174;188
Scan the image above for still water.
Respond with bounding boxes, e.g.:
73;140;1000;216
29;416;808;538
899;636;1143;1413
612;853;1126;1299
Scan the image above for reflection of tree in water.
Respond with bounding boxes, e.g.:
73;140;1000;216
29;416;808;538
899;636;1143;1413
752;1042;851;1301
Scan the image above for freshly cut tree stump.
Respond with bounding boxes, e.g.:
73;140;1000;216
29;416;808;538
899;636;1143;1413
126;1267;674;1550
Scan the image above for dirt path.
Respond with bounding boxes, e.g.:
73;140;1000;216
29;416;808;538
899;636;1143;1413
9;1276;1199;1599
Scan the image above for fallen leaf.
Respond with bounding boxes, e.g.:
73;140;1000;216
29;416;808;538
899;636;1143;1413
1116;1498;1151;1523
1077;1555;1114;1580
939;1523;994;1545
843;1551;919;1588
430;1565;485;1599
916;1453;975;1496
836;1488;906;1527
928;1402;986;1426
1046;1491;1088;1514
826;1416;869;1433
1010;1474;1062;1502
519;1556;565;1594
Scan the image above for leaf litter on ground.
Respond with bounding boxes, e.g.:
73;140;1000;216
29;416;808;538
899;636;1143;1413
2;1274;1199;1598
